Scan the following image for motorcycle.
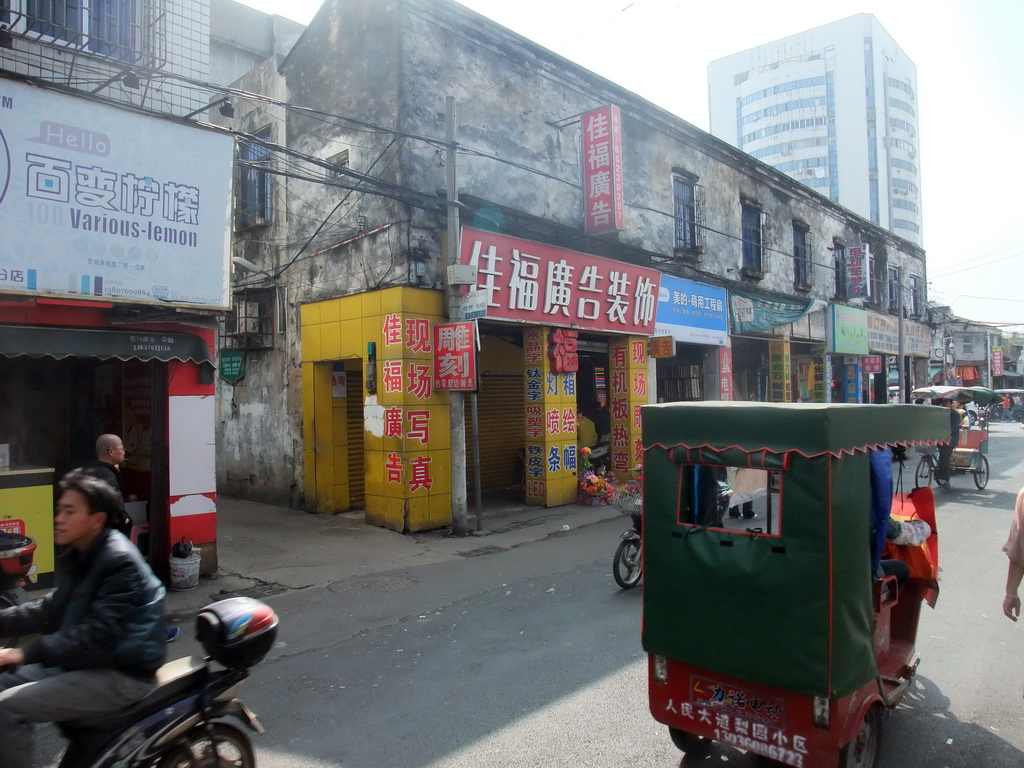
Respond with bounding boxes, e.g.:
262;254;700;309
0;532;37;648
612;481;643;589
54;597;278;768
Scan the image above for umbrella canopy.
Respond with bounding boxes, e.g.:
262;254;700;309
963;386;1000;405
910;384;1000;405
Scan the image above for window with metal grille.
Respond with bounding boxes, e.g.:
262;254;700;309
833;242;847;298
7;0;145;61
673;175;705;253
908;274;921;316
236;128;273;230
887;265;900;312
741;203;765;274
793;224;813;287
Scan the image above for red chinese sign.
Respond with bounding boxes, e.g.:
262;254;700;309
582;105;625;234
861;355;883;374
548;329;579;373
460;227;660;335
720;347;734;401
846;244;871;298
993;348;1004;376
433;322;477;391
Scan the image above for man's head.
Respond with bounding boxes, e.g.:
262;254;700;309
55;470;121;549
95;433;126;467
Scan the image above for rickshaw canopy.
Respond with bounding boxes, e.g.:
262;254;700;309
641;402;949;699
643;401;951;460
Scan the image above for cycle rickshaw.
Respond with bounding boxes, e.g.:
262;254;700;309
640;402;948;768
909;385;998;490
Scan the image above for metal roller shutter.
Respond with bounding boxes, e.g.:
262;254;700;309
465;374;524;491
346;366;365;509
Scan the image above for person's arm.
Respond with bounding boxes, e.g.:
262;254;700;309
1004;560;1024;621
1003;488;1024;621
0;647;25;667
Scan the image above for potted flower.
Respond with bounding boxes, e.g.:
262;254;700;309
578;448;618;506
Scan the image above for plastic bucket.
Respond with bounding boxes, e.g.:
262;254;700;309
169;552;201;591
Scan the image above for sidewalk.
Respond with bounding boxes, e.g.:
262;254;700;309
163;495;623;619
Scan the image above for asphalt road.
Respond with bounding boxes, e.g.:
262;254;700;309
38;421;1024;767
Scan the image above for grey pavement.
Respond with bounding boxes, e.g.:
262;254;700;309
164;494;623;622
24;490;625;624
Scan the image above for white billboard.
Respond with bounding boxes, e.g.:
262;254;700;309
0;80;233;310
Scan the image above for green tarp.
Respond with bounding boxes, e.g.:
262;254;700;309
640;402;949;698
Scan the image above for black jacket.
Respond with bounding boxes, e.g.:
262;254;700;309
0;529;167;678
80;458;132;536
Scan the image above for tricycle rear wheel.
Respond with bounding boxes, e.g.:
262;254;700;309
914;456;932;488
669;728;711;757
973;455;990;490
839;704;882;768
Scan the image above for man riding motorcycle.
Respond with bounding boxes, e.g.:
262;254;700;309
0;470;167;768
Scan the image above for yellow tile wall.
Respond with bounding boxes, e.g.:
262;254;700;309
608;336;647;477
301;287;451;532
523;327;579;507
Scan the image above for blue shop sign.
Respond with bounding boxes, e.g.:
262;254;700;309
655;275;728;346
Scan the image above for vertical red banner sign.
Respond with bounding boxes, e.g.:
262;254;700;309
992;348;1004;376
433;322;477;391
846;244;871;298
582;105;625;235
719;346;734;401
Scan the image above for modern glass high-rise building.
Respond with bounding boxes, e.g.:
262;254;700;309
708;14;922;245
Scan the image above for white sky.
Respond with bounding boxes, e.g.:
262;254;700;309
237;0;1024;330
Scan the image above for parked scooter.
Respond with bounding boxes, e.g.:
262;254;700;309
49;597;278;768
0;532;37;648
611;481;643;589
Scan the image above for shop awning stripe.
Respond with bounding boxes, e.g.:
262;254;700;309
0;325;214;369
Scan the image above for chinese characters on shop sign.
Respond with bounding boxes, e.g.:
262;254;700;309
460;227;659;335
581;105;625;234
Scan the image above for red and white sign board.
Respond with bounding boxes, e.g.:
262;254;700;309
861;355;883;374
433;322;477;391
992;348;1004;376
582;105;625;234
459;227;659;335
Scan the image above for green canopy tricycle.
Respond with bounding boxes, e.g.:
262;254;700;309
641;402;949;768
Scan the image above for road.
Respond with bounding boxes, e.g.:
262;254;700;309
40;422;1024;767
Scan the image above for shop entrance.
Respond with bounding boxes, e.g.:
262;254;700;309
465;331;525;501
308;359;365;513
0;355;169;577
656;345;705;402
731;338;767;402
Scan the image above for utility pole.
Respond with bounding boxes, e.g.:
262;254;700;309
986;327;992;387
897;265;906;401
446;96;469;536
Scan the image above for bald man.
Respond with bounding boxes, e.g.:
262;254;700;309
80;434;132;536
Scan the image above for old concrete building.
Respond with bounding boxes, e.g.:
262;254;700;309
214;0;931;531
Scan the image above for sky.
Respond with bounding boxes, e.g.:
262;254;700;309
236;0;1024;331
